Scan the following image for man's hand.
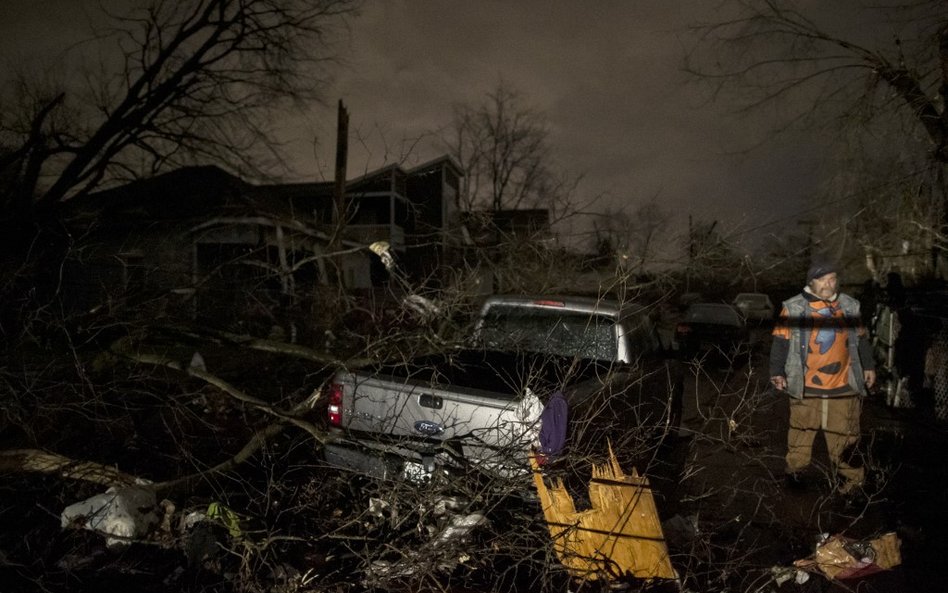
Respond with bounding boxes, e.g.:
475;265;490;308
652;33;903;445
770;375;787;391
864;369;877;389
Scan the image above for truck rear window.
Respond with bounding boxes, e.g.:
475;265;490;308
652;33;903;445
478;306;618;361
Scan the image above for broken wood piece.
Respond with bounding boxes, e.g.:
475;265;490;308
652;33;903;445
530;447;676;581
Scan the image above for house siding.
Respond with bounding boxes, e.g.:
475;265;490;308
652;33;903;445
63;158;460;331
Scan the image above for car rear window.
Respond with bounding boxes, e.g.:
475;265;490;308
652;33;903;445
478;306;619;361
686;305;743;326
736;294;769;307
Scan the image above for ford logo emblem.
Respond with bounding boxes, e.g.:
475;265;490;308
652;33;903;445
414;420;443;436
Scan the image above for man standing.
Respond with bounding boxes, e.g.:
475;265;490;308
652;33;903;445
770;259;876;495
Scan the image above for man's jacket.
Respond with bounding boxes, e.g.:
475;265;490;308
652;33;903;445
771;292;872;399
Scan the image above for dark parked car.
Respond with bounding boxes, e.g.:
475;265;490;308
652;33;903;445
674;303;750;364
732;292;775;323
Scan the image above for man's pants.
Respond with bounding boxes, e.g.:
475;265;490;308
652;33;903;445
786;395;864;492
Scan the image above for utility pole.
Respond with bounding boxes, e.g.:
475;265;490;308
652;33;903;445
332;99;350;243
325;100;349;288
318;100;349;333
686;215;693;293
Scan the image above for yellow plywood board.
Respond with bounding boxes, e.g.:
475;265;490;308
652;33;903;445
531;447;676;581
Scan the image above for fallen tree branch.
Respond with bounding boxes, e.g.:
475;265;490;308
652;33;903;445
0;449;141;488
149;323;374;368
109;338;325;444
152;422;288;496
103;337;331;496
1;422;299;499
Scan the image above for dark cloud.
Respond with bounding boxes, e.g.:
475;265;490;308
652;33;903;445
291;0;832;245
2;0;840;249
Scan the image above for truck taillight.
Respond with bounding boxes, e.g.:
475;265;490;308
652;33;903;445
327;382;343;426
675;323;691;335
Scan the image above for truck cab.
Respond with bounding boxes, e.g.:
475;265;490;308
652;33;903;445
474;295;665;363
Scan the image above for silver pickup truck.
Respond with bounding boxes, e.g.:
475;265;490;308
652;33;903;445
323;295;683;480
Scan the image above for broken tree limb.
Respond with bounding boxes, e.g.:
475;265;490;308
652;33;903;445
0;449;141;487
104;338;332;496
1;423;292;499
152;422;287;496
219;334;371;369
137;323;376;369
110;339;324;444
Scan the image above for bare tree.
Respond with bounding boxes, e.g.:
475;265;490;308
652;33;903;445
598;199;672;276
0;0;358;224
0;0;359;342
440;81;583;218
684;217;745;291
686;0;948;275
687;1;948;155
629;200;672;275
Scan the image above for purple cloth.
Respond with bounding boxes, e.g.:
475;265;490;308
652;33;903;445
538;391;568;457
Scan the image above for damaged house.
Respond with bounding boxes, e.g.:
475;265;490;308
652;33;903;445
62;156;463;334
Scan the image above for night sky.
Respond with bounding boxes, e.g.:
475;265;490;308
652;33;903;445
1;0;889;252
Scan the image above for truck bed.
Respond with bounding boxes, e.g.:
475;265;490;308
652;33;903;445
371;349;614;400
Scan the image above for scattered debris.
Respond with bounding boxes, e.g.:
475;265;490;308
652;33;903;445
206;501;243;538
189;350;207;372
61;486;159;549
793;531;902;581
531;446;677;581
402;294;442;319
369;241;394;271
182;509;229;568
363;495;487;585
367;497;392;522
432;512;486;547
770;566;810;586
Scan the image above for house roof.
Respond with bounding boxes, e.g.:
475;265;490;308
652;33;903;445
65;156;462;232
64;165;255;223
407;155;464;178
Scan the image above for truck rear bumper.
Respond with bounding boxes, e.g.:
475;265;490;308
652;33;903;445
324;442;398;479
323;434;534;482
323;434;450;481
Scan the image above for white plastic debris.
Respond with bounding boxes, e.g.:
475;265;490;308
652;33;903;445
433;513;486;546
771;566;810;585
183;510;208;530
402;294;441;319
365;520;484;581
427;495;467;516
367;497;392;521
61;486;159;548
516;387;544;448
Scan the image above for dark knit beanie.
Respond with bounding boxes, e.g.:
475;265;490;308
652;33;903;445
806;259;837;282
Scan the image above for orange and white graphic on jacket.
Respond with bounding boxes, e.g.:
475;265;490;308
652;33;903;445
773;300;860;394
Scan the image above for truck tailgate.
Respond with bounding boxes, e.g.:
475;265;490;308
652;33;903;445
339;370;531;441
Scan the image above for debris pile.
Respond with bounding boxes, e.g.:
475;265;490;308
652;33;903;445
793;531;902;581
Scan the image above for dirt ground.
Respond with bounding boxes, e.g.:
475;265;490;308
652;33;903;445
663;329;948;592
